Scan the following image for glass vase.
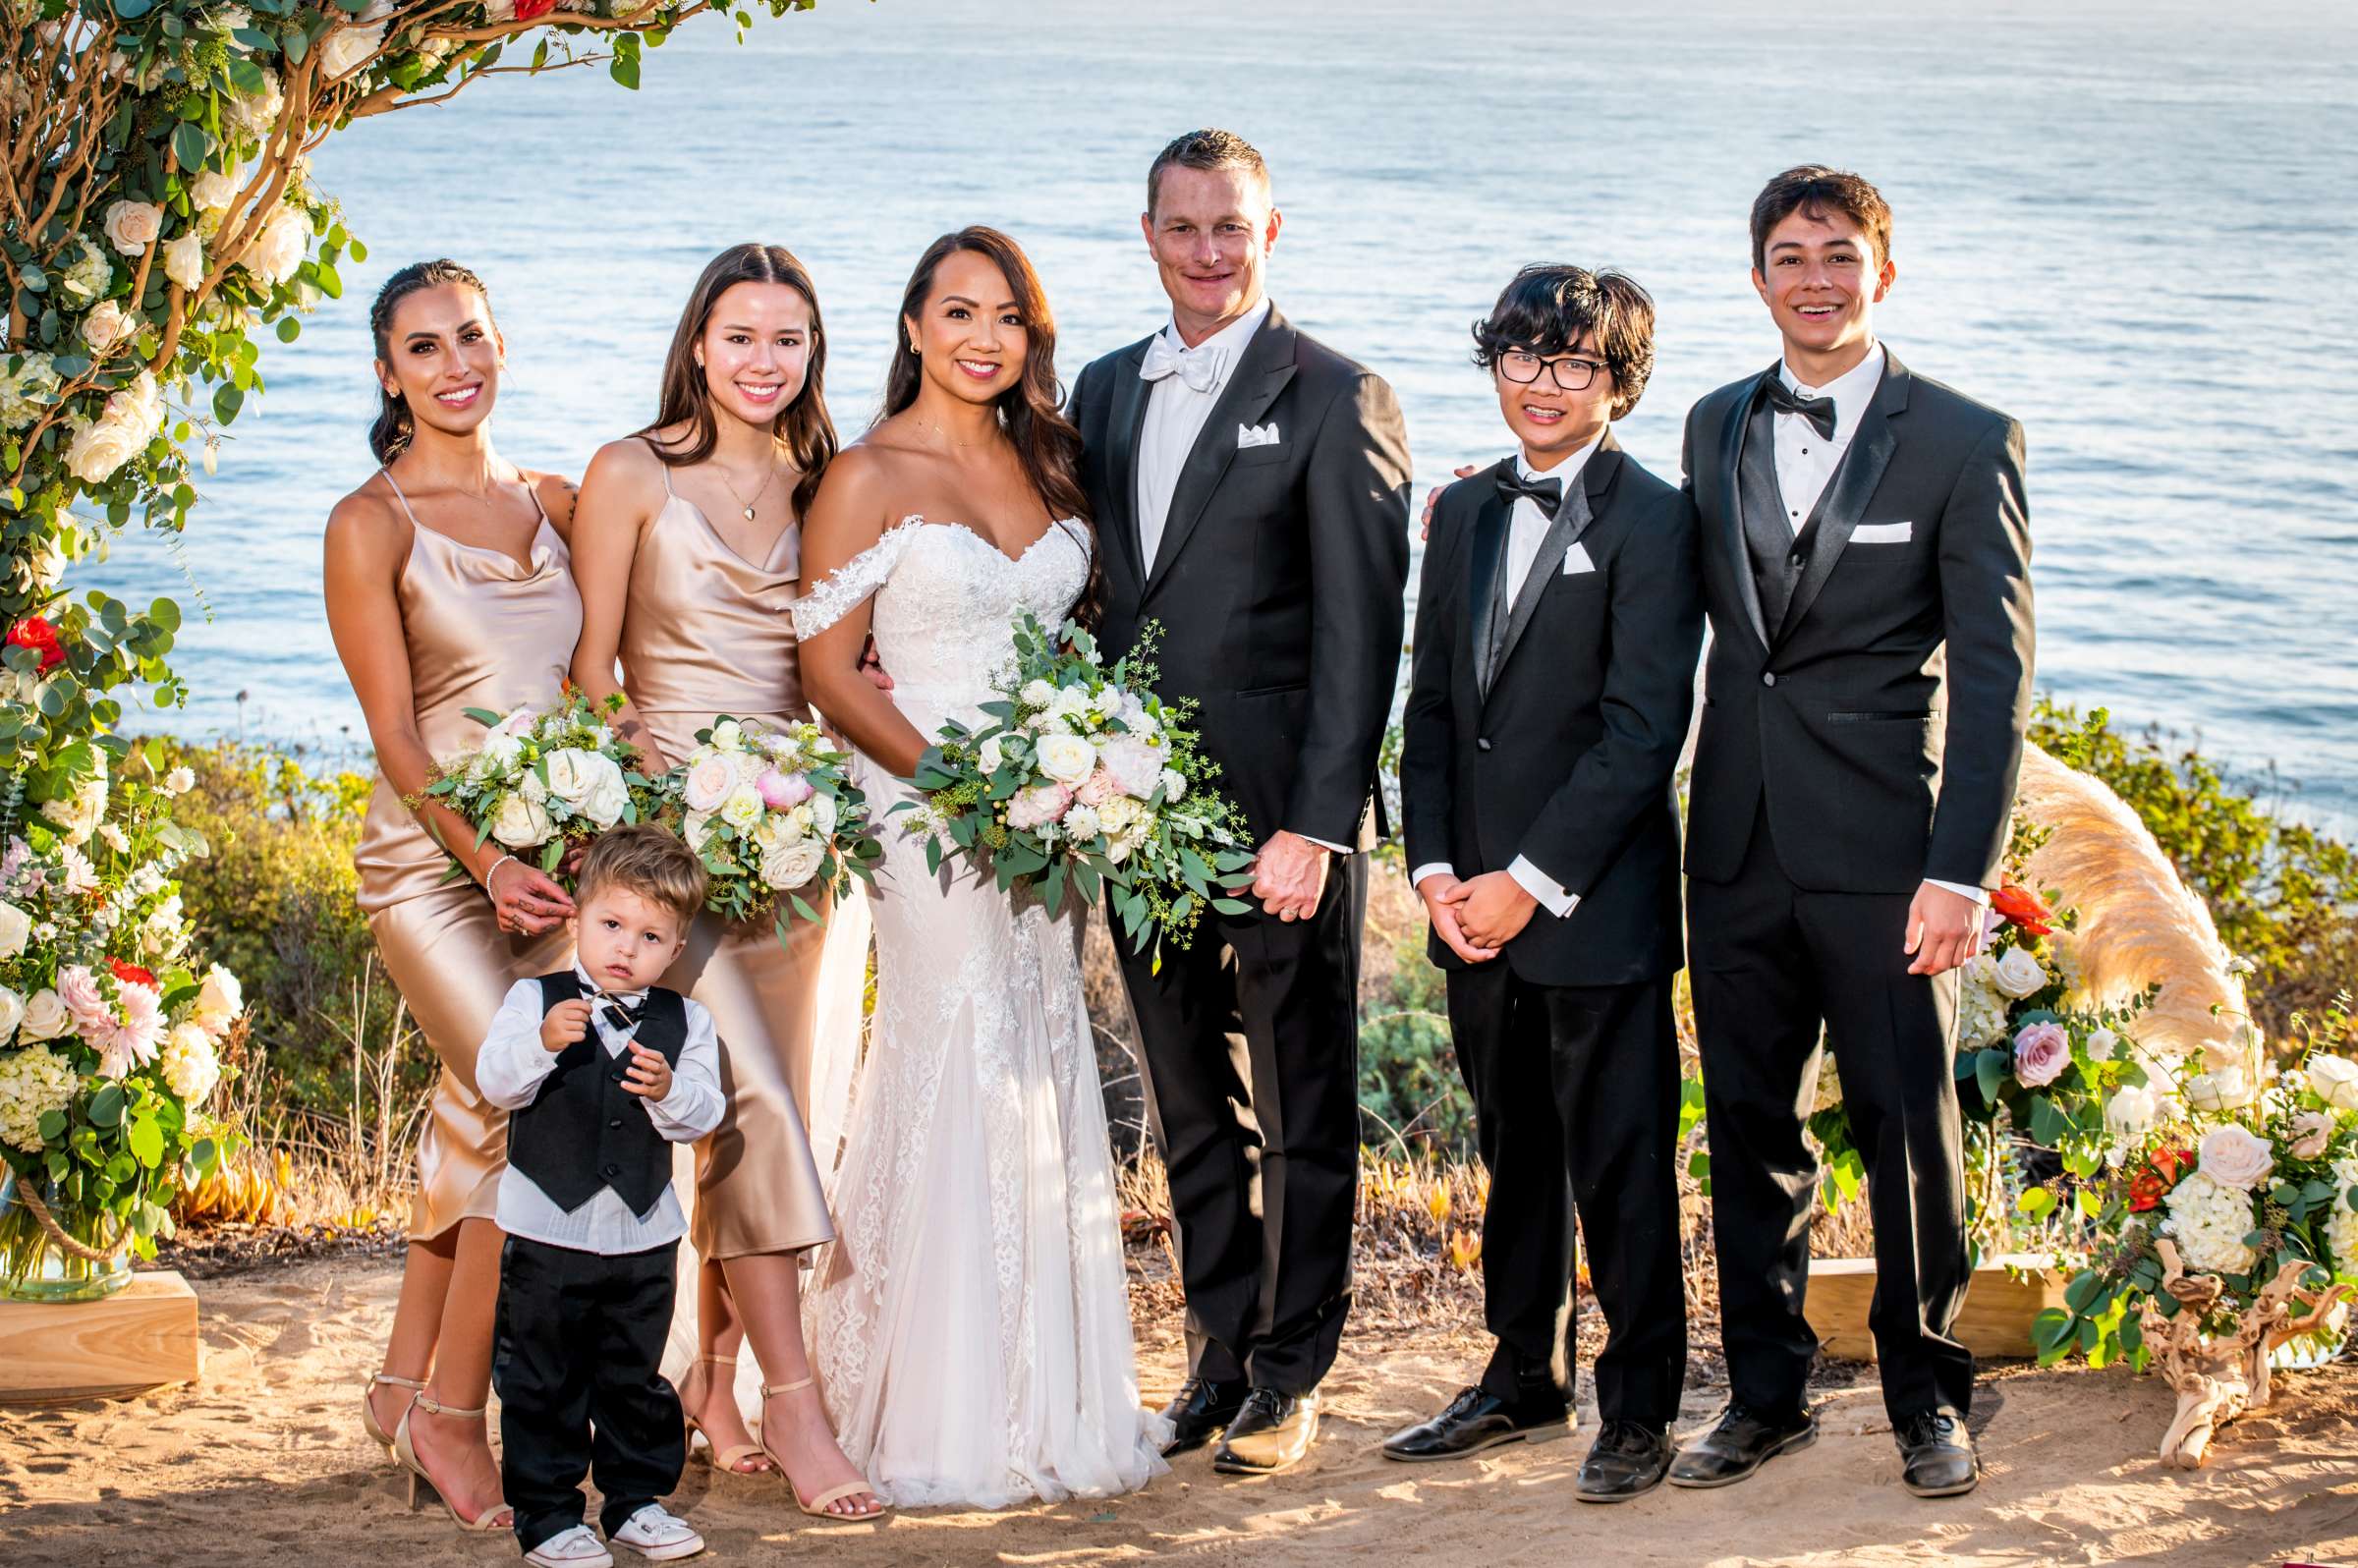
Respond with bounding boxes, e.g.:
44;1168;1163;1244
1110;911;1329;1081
0;1170;133;1303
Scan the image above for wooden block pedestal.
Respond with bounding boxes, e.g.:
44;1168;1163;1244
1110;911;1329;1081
0;1269;200;1403
1806;1254;2069;1361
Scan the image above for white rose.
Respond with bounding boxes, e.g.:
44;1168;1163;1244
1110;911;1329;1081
225;65;283;142
785;804;814;837
243;202;309;288
1062;803;1101;841
2306;1054;2358;1111
162;765;196;796
0;899;28;960
102;198;163;256
0;984;21;1044
2085;1027;2120;1063
80;299;138;357
1159;767;1186;802
489;792;553;849
1092;686;1124;718
580;756;630;830
1991;946;2049;999
1048;687;1093;722
978;735;1005;774
2196;1123;2275;1192
1037;733;1096;786
811;791;838;839
682;753;736;812
710;718;745;752
683;810;716;852
760;837;826;892
20;988;73;1042
160;1020;221;1105
194;964;244;1031
1020;679;1054;708
541;748;595;805
189;167;239;218
162;231;204;292
720;786;763;832
2104;1084;2159;1144
317;20;384;80
2183;1065;2254;1115
64;411;144;484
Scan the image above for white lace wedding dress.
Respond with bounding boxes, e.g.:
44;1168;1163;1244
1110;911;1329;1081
788;516;1168;1508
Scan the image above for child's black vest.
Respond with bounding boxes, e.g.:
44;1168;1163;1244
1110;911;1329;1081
506;973;689;1219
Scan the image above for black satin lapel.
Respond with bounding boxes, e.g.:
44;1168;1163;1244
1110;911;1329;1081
1145;319;1299;593
1776;383;1902;643
1488;481;1593;694
1105;343;1152;592
1465;486;1510;695
1719;378;1772;650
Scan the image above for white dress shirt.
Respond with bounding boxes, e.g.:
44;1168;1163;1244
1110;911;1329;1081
475;962;724;1255
1771;343;1987;912
1409;434;1605;921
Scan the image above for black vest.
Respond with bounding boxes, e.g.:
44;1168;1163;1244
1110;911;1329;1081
505;974;688;1219
1739;392;1811;638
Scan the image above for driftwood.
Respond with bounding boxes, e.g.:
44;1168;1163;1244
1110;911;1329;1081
2139;1237;2352;1468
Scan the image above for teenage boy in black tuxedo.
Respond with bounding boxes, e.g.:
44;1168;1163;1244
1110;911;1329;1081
1389;266;1702;1503
1670;166;2033;1500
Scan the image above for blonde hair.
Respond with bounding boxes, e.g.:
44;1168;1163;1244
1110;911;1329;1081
576;823;706;927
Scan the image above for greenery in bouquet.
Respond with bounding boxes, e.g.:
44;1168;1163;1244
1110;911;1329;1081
0;720;244;1287
648;714;878;933
900;614;1254;965
411;686;653;877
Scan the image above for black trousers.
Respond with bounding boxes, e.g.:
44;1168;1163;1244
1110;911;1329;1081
1687;803;1973;1425
1447;966;1686;1425
493;1235;686;1552
1118;853;1368;1396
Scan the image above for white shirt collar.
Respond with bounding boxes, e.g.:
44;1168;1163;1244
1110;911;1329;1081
1516;428;1605;490
572;960;649;1008
1777;341;1886;440
1157;297;1272;380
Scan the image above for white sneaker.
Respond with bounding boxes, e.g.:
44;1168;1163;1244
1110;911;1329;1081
526;1525;615;1568
607;1504;705;1561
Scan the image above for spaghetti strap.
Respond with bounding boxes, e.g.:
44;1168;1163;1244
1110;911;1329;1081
377;467;422;526
643;436;675;496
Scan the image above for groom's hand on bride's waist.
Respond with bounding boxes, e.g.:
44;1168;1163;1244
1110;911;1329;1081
1251;830;1331;924
859;635;894;692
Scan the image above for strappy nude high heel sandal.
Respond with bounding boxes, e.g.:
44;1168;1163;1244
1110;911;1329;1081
758;1375;888;1520
680;1354;769;1475
361;1371;425;1452
393;1390;514;1533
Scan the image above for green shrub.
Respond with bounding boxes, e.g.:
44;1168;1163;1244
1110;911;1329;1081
1358;919;1478;1158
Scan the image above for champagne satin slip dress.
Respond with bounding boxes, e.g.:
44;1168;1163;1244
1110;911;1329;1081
351;471;582;1241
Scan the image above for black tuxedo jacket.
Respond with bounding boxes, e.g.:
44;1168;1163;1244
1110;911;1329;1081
1071;306;1412;853
1680;350;2034;894
1399;435;1701;986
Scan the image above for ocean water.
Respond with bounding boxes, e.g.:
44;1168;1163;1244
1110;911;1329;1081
78;0;2358;821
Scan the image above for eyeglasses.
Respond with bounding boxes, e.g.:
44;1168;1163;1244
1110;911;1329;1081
1497;351;1605;391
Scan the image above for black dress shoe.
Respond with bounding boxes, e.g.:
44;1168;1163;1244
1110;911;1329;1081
1381;1384;1572;1463
1211;1387;1321;1476
1158;1375;1248;1457
1895;1408;1979;1497
1664;1402;1817;1488
1575;1419;1673;1503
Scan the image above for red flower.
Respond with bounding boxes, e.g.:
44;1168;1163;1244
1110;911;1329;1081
1992;883;2055;937
6;616;65;674
513;0;561;16
108;958;158;988
2126;1145;2196;1213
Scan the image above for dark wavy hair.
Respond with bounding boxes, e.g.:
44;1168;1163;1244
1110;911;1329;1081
1750;164;1893;272
637;244;837;520
883;226;1098;620
367;258;491;465
1470;264;1657;420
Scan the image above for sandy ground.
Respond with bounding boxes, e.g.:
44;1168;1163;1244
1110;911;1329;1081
4;1256;2357;1567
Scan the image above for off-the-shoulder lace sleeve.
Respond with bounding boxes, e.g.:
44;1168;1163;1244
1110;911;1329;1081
787;517;924;640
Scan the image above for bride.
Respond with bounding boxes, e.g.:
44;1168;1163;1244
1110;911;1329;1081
791;226;1168;1507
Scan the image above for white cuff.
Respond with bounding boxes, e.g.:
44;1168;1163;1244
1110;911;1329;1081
1926;877;1990;907
1297;833;1350;855
1409;862;1455;891
1507;855;1579;919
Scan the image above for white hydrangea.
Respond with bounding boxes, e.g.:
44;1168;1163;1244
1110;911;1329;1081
2330;1157;2358;1279
2161;1169;2260;1276
0;1043;80;1152
59;240;113;303
224;65;283;144
0;350;61;431
1955;955;2011;1048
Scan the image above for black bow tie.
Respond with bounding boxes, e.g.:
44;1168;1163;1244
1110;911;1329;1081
578;979;645;1035
1760;377;1838;440
1495;469;1565;522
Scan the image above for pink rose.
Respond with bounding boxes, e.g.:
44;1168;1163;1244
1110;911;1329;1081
2289;1110;2335;1161
2013;1021;2071;1087
756;768;813;811
56;964;111;1038
1005;782;1072;832
1075;765;1119;809
1098;737;1162;799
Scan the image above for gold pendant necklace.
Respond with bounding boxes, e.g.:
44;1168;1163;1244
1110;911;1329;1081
714;459;778;522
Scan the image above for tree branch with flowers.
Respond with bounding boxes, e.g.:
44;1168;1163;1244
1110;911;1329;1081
0;0;830;1294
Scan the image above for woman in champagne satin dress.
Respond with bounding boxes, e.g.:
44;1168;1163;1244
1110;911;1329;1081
323;261;583;1534
569;244;881;1519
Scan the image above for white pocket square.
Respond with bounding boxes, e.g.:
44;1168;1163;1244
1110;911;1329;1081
1852;521;1912;544
1237;421;1280;449
1560;542;1596;575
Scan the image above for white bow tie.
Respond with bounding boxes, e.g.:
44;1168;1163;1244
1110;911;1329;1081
1140;335;1223;395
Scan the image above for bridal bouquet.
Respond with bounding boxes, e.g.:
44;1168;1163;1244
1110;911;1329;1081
653;716;880;930
414;687;651;875
900;614;1255;962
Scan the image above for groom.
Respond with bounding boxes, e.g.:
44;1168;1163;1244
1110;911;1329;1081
1071;129;1412;1477
1673;165;2034;1500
